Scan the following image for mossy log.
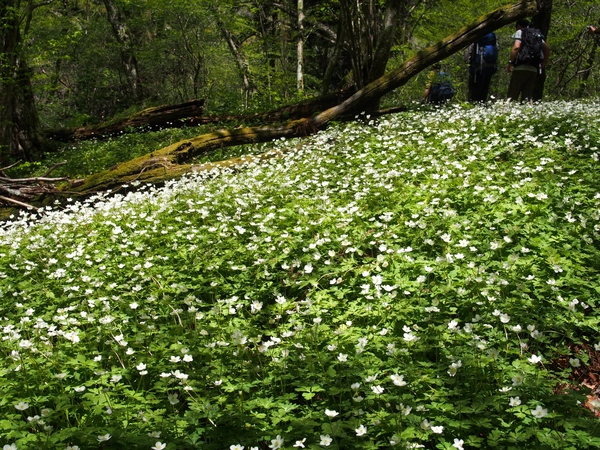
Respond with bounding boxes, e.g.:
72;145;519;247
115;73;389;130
44;99;206;142
46;0;536;200
43;89;355;145
71;119;314;193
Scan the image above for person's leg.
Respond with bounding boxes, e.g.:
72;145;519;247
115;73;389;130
507;70;527;101
479;72;493;102
473;77;486;102
468;73;477;102
521;72;537;102
507;74;521;101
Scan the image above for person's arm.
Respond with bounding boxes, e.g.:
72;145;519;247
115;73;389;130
589;26;600;35
541;41;550;70
507;40;520;72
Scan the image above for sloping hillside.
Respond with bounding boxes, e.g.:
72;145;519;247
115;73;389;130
1;101;599;449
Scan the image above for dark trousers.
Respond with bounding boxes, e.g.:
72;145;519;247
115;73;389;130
507;69;537;102
468;71;494;103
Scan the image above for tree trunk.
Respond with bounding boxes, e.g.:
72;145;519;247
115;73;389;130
222;88;354;124
102;0;142;101
321;18;345;96
44;89;355;143
311;1;539;126
365;0;402;110
333;0;401;110
297;0;304;92
64;0;538;196
339;0;375;90
531;0;552;101
367;0;401;83
44;100;206;142
212;8;256;109
576;36;599;98
0;161;68;209
0;0;41;164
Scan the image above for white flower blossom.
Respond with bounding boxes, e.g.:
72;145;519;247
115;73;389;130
531;405;548;418
319;435;332;446
355;424;367;436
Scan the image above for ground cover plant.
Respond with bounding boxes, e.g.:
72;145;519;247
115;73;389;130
1;100;600;449
11;123;246;180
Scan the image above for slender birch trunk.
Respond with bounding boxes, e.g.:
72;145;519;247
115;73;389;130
297;0;304;92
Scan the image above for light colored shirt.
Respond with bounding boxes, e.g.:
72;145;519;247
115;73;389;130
512;29;540;73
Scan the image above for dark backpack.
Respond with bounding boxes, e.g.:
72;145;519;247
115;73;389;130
515;27;544;67
429;71;455;103
471;33;498;74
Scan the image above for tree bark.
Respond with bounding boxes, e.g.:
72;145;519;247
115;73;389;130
321;18;345;96
0;161;68;209
102;0;142;101
339;0;374;90
329;0;405;110
211;7;256;109
311;0;539;126
531;0;552;101
365;0;402;110
576;34;598;98
0;0;41;164
367;0;401;83
44;100;206;142
43;89;356;143
297;0;304;92
61;0;538;197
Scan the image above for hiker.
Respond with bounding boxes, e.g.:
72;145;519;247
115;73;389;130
465;32;499;102
423;65;455;104
588;25;600;35
506;19;550;102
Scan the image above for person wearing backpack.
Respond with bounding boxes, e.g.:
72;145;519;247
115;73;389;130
506;19;550;102
466;32;499;102
423;64;455;104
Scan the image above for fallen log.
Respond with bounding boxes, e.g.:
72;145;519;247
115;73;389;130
44;99;206;142
43;89;356;144
0;0;538;216
0;161;68;209
197;87;356;124
67;0;536;196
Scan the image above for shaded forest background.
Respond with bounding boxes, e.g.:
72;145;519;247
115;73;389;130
27;0;598;119
1;0;599;170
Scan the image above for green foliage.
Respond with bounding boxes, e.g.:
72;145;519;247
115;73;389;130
1;100;600;449
15;0;600;131
386;0;600;105
8;124;225;179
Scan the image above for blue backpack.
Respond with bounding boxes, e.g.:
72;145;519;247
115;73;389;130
429;71;455;103
470;32;498;75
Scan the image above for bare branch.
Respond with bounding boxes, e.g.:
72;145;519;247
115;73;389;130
0;160;69;208
0;160;23;172
0;176;69;183
0;195;38;210
1;160;23;177
42;161;67;177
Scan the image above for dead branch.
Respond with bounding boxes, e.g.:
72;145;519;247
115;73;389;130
0;195;38;210
1;160;23;172
0;162;70;209
0;160;23;177
42;161;67;177
0;176;69;183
